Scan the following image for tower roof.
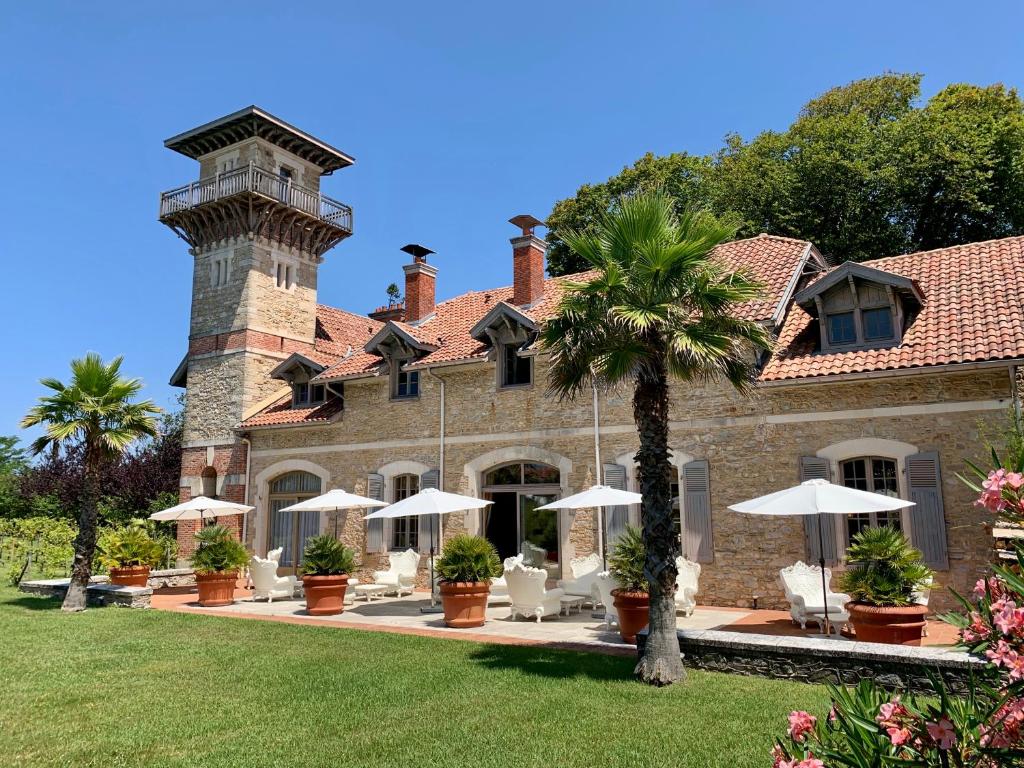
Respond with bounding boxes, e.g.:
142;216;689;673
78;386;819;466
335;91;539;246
164;106;355;172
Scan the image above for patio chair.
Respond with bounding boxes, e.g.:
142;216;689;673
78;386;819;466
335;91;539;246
557;552;602;606
488;554;521;605
594;571;620;629
520;540;548;568
674;557;701;617
779;561;851;635
250;548;299;603
372;548;420;597
503;557;564;623
913;576;933;636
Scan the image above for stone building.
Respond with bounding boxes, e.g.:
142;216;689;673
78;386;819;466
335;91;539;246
160;107;1024;611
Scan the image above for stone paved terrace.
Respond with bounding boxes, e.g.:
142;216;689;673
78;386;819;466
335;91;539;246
150;586;960;653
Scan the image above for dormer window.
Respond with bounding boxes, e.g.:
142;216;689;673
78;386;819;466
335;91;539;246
268;353;335;411
293;382;326;407
502;342;532;387
469;301;539;390
394;367;419;399
363;321;438;402
793;262;923;354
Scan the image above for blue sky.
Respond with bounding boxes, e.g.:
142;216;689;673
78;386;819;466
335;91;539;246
1;1;1022;441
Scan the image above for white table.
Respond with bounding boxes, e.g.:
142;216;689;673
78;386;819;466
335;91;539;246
353;583;389;603
559;595;585;616
806;605;850;636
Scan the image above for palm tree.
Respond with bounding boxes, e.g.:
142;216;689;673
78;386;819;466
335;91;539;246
542;193;772;685
21;354;161;612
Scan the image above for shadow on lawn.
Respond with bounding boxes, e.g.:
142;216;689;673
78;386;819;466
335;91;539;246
468;642;634;681
1;593;62;611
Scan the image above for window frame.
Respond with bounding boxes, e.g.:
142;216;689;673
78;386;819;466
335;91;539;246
826;311;857;345
862;306;895;341
499;342;533;389
390;473;419;551
391;365;420;400
839;455;905;546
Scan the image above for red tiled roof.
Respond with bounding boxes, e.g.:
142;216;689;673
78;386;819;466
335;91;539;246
712;234;819;322
314;304;383;357
761;235;1024;382
240;393;345;428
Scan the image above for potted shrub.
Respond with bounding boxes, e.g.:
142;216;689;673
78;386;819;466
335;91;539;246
609;525;649;644
301;535;355;616
840;525;934;645
191;524;249;607
436;534;502;628
97;525;163;586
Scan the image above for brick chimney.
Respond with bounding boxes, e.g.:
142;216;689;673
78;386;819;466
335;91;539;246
401;244;437;323
509;215;546;307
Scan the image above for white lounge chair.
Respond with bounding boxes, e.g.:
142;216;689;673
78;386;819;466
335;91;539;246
674;557;701;617
504;557;564;623
372;549;420;597
557;553;602;606
594;571;620;629
779;561;851;635
250;548;299;603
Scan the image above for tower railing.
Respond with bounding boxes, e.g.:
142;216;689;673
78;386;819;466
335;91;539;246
159;162;352;232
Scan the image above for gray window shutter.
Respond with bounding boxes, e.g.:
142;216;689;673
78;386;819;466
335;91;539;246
800;456;838;566
906;451;948;570
366;472;385;553
602;463;628;547
418;469;440;554
682;459;714;563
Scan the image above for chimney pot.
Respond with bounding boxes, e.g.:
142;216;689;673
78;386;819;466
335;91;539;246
401;244;437;323
509;216;546;307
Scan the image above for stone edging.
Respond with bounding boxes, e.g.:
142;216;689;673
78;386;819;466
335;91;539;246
638;628;986;694
19;579;152;609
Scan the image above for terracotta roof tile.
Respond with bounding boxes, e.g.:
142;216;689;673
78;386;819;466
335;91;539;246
314;305;383;357
761;235;1024;382
240;393;344;429
712;234;818;322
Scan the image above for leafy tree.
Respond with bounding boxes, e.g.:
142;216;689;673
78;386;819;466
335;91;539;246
385;282;402;307
0;436;30;519
546;74;1024;275
20;354;160;611
542;192;771;685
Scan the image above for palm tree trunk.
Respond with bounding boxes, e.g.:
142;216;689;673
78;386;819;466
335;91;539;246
62;447;101;612
632;349;685;686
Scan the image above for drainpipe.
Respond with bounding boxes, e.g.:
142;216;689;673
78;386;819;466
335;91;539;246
425;368;446;490
592;382;604;563
1011;365;1022;420
240;435;252;552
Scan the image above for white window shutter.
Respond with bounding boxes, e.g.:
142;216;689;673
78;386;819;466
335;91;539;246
418;469;440;554
906;451;949;570
799;456;837;566
682;459;714;563
602;463;628;548
366;472;386;553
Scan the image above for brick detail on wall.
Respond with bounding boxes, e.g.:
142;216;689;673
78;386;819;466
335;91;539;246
188;329;315;358
511;234;545;307
176;442;249;559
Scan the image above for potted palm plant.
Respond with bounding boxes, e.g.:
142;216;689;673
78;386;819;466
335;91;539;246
609;525;649;644
436;534;502;628
840;526;934;645
301;535;355;616
97;524;163;586
191;524;249;607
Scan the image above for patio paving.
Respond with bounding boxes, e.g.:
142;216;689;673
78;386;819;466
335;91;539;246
151;586;960;652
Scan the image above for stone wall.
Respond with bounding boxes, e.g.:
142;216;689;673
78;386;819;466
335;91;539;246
240;361;1013;613
19;580;152;609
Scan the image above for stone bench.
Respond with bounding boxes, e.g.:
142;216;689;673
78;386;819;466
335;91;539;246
19;579;152;609
638;628;985;695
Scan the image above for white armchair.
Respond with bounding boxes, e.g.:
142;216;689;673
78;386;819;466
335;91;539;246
779;561;851;634
557;553;602;606
372;549;420;597
504;557;564;623
913;576;933;636
674;557;701;617
250;548;298;603
594;571;620;629
488;554;521;605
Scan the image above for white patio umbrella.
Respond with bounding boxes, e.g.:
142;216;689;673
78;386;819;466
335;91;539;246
149;495;254;522
363;488;493;609
279;488;388;537
536;485;643;569
728;478;914;635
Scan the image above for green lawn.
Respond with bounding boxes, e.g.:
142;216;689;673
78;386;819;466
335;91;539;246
0;587;828;768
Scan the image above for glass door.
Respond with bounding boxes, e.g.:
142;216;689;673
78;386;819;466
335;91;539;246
519;493;558;579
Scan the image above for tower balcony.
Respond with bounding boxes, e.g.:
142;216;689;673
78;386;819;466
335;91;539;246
159;162;353;257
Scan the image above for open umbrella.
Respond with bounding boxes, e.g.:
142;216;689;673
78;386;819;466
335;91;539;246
279;488;388;537
363;488;493;610
149;495;254;522
728;478;914;636
536;485;643;569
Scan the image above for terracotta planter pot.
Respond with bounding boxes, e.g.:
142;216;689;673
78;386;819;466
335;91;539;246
195;571;239;607
612;589;650;644
439;581;490;628
302;574;349;616
847;602;929;646
108;565;151;587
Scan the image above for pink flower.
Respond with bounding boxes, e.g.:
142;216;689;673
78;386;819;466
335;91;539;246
926;717;957;750
973;578;989;599
887;726;912;746
1006;472;1024;490
788;710;817;742
876;699;909;727
977;487;1006;513
795;759;824;768
993;602;1024;636
984;469;1009;491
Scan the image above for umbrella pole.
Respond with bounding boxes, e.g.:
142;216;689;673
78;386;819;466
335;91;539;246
818;513;831;637
420;515;443;614
600;507;607;571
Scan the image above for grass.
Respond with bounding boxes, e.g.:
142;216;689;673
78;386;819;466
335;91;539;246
0;587;829;768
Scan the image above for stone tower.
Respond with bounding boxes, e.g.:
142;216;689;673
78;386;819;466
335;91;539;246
159;106;354;554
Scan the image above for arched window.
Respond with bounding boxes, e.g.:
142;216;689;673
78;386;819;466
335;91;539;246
840;456;902;542
268;471;322;568
391;474;419;550
481;461;561;575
